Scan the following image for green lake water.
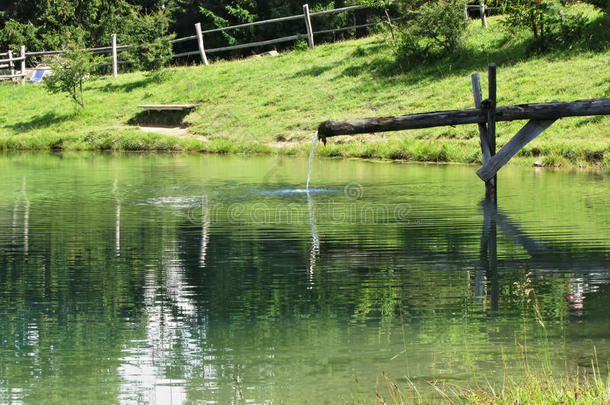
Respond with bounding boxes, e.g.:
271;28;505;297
0;153;609;404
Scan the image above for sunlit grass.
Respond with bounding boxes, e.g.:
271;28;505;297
0;5;608;167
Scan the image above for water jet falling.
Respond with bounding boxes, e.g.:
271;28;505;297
306;132;318;191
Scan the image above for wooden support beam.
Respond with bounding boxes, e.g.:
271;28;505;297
8;50;14;81
317;98;610;138
480;2;487;27
477;118;556;181
486;63;497;202
471;73;490;163
20;45;26;85
303;4;315;49
111;34;118;78
195;23;209;66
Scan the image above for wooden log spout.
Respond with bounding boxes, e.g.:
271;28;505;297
317;98;610;141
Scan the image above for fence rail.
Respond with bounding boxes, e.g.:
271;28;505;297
0;46;26;84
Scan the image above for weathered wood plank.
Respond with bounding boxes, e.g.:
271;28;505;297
201;14;303;35
138;104;200;111
206;35;303;53
486;63;497;202
303;4;315;49
310;4;366;16
317;98;610;138
477;118;556;181
195;23;209;66
471;73;490;163
111;34;118;78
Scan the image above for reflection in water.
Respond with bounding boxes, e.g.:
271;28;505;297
0;154;608;404
114;179;121;257
307;191;319;288
199;196;209;268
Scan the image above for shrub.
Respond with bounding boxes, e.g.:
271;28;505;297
124;11;174;72
500;0;588;49
395;0;468;62
44;44;101;108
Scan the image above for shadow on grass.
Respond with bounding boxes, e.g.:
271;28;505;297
337;11;610;88
6;112;74;132
97;77;155;93
128;109;192;127
290;42;389;79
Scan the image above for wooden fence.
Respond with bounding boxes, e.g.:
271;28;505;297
1;3;401;80
0;46;26;84
317;64;610;202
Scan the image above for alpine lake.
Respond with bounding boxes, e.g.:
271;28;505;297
1;152;609;404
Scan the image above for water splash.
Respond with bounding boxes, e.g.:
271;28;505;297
306;132;318;191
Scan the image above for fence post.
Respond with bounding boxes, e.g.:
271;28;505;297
20;45;26;85
195;23;209;66
111;34;118;78
479;2;487;28
303;4;315;49
8;50;15;81
464;5;469;21
486;63;497;202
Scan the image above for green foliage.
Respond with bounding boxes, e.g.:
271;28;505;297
584;0;610;12
0;19;41;51
44;45;101;108
395;0;468;61
500;0;588;49
124;11;175;72
293;37;309;52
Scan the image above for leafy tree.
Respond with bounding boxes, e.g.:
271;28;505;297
124;11;174;72
44;45;100;108
396;0;468;61
500;0;588;49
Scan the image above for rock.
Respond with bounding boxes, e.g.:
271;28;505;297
533;160;543;167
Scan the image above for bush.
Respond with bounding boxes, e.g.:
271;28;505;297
584;0;609;12
44;44;101;107
501;0;588;49
395;0;468;62
124;11;174;72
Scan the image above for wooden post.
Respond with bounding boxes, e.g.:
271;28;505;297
20;45;26;85
471;73;491;163
111;34;118;78
486;63;497;202
303;4;315;49
195;23;209;66
479;2;487;28
8;50;14;82
464;5;469;21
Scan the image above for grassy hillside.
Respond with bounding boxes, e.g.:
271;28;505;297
1;9;608;167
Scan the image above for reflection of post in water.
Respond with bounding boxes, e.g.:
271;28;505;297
478;200;499;311
113;179;121;257
200;195;209;268
307;191;319;288
10;177;30;255
23;178;30;255
478;200;558;310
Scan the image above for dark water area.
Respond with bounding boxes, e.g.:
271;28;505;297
0;153;608;404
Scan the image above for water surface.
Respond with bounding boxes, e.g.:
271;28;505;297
0;153;608;404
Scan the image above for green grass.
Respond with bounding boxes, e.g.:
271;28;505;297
1;5;608;167
344;365;610;404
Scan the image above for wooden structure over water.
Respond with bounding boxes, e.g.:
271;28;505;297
318;64;610;202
